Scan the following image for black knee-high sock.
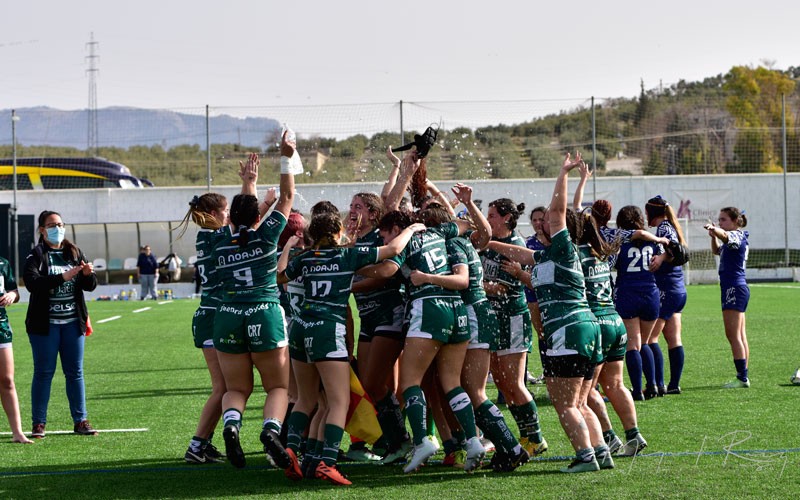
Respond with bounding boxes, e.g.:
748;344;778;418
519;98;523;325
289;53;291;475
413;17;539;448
667;346;684;390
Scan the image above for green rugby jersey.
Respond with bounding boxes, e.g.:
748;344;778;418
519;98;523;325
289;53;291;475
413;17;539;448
285;246;379;322
352;228;403;318
195;226;230;306
0;257;17;332
213;211;287;303
446;236;486;306
481;231;528;313
279;246;305;318
578;244;616;317
531;229;595;336
388;222;460;302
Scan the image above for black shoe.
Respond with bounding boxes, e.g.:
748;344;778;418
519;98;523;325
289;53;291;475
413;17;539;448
204;442;225;463
643;386;658;400
630;389;645;401
666;386;682;395
657;385;667;397
223;425;246;468
260;428;292;469
184;446;207;464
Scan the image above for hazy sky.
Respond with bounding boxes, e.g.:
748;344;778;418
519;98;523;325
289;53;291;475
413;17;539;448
3;0;798;111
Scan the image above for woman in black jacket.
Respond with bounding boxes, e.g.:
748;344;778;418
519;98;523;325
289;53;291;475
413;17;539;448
23;210;98;438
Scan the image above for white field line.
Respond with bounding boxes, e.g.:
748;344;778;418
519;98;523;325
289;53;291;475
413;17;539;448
157;300;172;305
132;307;151;313
0;428;149;436
750;284;800;289
96;316;122;323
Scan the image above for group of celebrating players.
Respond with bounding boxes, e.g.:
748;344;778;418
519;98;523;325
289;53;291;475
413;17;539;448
176;130;751;485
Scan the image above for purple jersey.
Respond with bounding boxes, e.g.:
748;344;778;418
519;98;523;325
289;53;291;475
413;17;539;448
719;230;749;288
654;221;684;290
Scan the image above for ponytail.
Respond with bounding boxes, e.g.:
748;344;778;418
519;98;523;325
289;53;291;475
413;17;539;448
237;226;250;248
664;205;686;245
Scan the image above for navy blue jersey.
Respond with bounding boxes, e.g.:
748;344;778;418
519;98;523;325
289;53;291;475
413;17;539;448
719;230;749;288
654;221;684;290
524;234;545;302
614;229;660;291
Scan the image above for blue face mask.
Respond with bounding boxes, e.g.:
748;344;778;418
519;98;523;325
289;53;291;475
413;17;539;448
46;226;65;246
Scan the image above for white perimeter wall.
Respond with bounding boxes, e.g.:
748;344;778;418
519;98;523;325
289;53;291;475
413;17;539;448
2;173;798;250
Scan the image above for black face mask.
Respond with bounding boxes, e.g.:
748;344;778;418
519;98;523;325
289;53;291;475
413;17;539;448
391;126;439;159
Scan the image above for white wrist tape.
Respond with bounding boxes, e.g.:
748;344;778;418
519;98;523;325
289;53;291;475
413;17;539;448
280;151;304;175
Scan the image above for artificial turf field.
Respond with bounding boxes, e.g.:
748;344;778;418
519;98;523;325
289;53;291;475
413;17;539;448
1;283;799;499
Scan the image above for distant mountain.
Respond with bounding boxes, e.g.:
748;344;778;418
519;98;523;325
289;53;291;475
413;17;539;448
0;107;281;149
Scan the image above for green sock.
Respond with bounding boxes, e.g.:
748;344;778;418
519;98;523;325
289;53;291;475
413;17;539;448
286;411;309;452
475;399;518;455
510;401;543;443
602;429;617;443
594;444;610;459
222;408;242;429
445;387;477;439
306;438;319;458
321;424;344;466
426;405;436;438
624;426;640;442
314;437;325;460
402;386;427;445
452;428;466;447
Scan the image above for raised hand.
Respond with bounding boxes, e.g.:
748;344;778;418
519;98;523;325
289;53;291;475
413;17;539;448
280;130;296;158
264;187;277;207
239;153;259;183
399;150;421;176
562;151;583;171
386;146;401;167
407;223;427;233
578;160;592;179
451;183;474;205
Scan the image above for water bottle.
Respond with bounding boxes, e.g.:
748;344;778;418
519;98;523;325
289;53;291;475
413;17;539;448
128;275;133;285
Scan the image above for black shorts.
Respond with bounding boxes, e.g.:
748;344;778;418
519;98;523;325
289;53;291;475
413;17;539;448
544;354;595;380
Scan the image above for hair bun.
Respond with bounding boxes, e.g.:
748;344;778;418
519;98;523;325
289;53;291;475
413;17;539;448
517;203;526;213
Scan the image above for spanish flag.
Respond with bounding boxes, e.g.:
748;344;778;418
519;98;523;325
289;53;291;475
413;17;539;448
345;366;382;444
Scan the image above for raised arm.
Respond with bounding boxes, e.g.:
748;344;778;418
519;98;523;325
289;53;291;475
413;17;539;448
426;179;456;216
549;152;583;235
239;153;259;197
381;146;402;202
258;187;278;219
451;183;491;250
277;235;301;274
274;131;298;218
573;161;592;211
384;152;419;212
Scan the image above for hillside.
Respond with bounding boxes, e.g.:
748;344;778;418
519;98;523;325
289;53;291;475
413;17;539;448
1;65;798;187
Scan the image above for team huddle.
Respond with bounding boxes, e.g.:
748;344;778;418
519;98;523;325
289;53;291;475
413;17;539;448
175;131;752;486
